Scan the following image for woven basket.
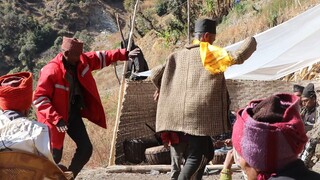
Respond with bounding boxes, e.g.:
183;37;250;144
145;145;171;165
0;151;68;180
123;138;159;164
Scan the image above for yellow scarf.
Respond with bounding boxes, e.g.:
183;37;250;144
193;40;234;74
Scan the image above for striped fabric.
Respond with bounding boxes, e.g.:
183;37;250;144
33;96;51;109
95;51;106;69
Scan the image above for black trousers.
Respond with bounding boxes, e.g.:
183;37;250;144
178;135;214;180
52;106;93;178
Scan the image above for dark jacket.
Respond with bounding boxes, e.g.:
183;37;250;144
269;159;320;180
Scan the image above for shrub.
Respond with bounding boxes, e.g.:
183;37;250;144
155;1;168;16
74;30;94;52
158;18;185;45
123;0;135;12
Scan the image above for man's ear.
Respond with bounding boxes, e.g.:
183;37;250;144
203;32;209;40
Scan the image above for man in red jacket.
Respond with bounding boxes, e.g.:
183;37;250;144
33;36;139;178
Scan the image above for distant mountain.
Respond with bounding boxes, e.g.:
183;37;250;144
0;0;123;75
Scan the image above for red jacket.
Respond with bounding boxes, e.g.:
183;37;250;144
33;49;128;149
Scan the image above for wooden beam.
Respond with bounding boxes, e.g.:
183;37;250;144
106;164;240;173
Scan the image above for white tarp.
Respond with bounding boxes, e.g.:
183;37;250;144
225;4;320;80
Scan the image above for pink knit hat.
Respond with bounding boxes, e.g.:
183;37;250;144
232;93;308;173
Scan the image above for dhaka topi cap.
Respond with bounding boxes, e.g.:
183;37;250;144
194;18;216;34
301;83;316;98
0;72;33;111
61;36;83;54
293;84;304;93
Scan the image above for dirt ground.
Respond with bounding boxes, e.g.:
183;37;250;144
76;168;244;180
76;160;320;180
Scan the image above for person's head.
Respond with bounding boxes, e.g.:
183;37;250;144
61;36;84;65
232;94;308;180
194;18;216;44
293;84;304;97
301;83;317;110
0;72;33;116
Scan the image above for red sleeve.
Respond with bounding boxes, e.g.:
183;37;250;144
33;64;63;125
83;48;128;71
161;132;170;143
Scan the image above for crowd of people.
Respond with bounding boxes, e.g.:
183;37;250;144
0;17;320;180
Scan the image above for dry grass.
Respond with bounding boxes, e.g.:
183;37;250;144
216;0;320;81
216;0;320;46
140;0;156;10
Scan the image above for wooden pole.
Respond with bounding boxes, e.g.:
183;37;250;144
116;13;126;44
113;13;127;85
109;0;140;166
187;0;190;44
106;164;240;173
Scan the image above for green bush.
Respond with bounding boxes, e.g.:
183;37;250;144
123;0;135;12
234;1;247;15
266;0;291;27
155;1;168;16
74;30;94;52
158;19;185;45
0;3;57;73
201;0;215;15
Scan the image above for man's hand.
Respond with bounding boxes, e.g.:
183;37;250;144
224;139;232;147
163;142;170;149
153;89;159;101
128;48;140;60
56;119;68;133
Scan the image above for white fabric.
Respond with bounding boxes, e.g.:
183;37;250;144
224;4;320;80
136;5;320;81
0;114;54;162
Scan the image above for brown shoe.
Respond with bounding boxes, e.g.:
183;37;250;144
57;164;68;172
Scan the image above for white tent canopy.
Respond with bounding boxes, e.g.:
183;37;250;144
225;4;320;81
